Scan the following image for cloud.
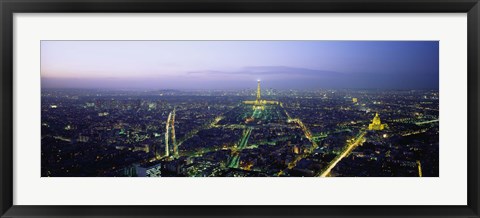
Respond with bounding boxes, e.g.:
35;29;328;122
187;66;343;78
42;66;438;90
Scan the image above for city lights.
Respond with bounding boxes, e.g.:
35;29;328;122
41;41;439;177
41;81;439;177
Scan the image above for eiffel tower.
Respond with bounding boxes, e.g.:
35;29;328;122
243;80;279;110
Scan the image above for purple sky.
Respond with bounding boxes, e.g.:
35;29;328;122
41;41;439;90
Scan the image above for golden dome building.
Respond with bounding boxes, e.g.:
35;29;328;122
368;113;386;131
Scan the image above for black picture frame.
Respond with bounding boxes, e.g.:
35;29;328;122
1;0;479;217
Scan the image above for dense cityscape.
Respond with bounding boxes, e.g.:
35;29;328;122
41;81;439;177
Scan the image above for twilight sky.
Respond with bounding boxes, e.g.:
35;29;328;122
41;41;439;90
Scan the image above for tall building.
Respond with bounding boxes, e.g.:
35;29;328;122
256;80;261;101
368;113;386;130
243;80;279;110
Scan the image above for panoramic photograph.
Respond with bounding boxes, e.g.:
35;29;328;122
41;41;439;177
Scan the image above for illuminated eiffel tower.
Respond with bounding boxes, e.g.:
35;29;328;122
243;80;279;110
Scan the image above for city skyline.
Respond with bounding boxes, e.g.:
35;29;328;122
41;83;439;177
41;41;439;177
41;41;439;90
